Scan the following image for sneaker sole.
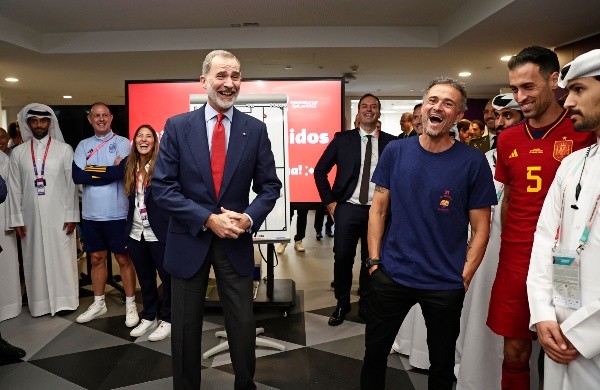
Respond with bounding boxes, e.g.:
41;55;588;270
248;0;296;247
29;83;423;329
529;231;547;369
125;317;140;328
76;306;108;323
130;325;156;337
148;333;171;342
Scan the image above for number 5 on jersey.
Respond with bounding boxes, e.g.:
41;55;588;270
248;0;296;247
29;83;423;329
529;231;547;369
526;166;542;192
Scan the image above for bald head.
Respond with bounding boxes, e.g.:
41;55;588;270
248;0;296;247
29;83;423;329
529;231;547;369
400;112;413;133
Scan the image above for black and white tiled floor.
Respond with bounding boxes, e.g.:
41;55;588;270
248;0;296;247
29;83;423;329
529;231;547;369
0;213;432;389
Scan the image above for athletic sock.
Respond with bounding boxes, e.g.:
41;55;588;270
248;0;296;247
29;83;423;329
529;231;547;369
501;359;530;390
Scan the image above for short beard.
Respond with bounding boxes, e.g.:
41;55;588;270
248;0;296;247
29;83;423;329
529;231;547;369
571;109;600;132
424;127;446;138
207;87;237;111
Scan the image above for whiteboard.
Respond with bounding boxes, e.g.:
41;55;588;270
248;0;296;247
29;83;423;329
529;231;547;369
189;94;291;243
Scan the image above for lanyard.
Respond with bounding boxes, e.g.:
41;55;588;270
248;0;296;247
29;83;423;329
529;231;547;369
135;171;148;208
30;137;52;179
86;133;115;160
554;147;600;253
579;195;600;252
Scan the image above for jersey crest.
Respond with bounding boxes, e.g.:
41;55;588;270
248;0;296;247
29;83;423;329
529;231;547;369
553;137;573;162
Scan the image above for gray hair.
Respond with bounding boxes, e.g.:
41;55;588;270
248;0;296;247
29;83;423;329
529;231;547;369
202;50;241;76
423;76;468;112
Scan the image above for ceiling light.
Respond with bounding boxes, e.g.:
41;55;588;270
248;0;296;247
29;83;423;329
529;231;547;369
63;95;72;99
285;65;292;70
500;55;513;61
458;72;471;77
5;77;18;82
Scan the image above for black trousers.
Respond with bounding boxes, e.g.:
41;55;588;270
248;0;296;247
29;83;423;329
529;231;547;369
332;202;370;310
361;269;465;390
171;238;256;390
127;236;171;322
290;208;308;242
314;207;333;233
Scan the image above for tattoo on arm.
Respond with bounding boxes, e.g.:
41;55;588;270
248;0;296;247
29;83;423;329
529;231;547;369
374;185;389;194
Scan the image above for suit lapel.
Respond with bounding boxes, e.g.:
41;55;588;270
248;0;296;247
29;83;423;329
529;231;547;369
220;107;249;198
377;132;388;156
351;129;361;173
185;106;217;200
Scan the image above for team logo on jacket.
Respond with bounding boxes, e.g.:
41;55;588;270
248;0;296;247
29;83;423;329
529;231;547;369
438;190;452;212
109;143;117;153
553;137;573;162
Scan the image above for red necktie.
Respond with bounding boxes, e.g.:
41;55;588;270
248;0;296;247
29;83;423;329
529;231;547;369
211;113;226;197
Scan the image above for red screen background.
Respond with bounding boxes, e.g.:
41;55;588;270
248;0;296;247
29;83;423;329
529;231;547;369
127;79;342;203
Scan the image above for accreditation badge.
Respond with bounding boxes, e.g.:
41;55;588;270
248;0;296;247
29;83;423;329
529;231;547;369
552;250;581;309
35;178;46;196
139;207;150;228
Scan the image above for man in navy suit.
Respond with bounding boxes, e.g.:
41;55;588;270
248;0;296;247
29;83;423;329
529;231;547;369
153;50;281;390
314;94;396;326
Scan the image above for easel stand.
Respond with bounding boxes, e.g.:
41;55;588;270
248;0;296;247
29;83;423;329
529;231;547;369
203;241;296;359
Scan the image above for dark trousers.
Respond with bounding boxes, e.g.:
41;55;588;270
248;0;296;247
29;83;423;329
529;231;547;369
314;207;333;233
290;208;308;242
127;236;171;322
333;202;370;310
361;270;465;390
171;238;256;390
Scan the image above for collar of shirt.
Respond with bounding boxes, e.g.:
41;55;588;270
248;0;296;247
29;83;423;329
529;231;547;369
205;104;234;152
33;134;50;150
135;161;151;173
94;131;114;141
359;127;380;139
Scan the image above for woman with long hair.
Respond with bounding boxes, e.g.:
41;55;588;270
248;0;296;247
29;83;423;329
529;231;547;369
124;125;171;341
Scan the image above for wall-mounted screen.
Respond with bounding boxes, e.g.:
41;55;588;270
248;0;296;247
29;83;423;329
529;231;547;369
126;78;344;204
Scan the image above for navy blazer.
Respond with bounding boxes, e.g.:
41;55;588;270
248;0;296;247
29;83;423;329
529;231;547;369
152;105;282;279
125;184;169;244
314;129;396;205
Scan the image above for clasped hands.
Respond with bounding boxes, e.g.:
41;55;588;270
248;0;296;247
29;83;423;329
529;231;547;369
206;207;250;239
535;320;579;364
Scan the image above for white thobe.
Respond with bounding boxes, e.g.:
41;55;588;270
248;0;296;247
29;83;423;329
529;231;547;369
0;151;21;322
528;141;600;390
7;137;79;317
392;304;429;369
457;148;539;389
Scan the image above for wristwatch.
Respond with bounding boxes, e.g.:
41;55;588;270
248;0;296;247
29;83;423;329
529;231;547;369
365;258;380;268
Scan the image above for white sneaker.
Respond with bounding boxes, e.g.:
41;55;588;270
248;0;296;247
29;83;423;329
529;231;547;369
129;319;157;337
276;243;287;254
294;240;305;252
125;304;140;327
76;301;107;323
148;320;171;341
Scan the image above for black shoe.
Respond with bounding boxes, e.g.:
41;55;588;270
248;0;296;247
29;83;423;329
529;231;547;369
56;309;76;317
326;230;334;238
316;233;323;241
0;338;26;360
328;306;350;326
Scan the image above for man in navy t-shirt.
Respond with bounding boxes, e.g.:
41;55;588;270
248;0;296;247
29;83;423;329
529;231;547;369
360;76;497;390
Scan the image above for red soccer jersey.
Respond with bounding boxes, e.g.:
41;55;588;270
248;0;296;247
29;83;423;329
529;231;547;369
495;109;595;272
